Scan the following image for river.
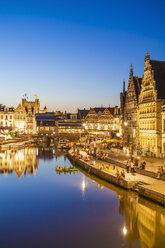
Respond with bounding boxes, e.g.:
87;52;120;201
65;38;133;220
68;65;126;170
0;147;165;248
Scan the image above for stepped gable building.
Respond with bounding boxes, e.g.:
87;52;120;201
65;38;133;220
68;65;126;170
83;107;120;135
139;52;165;157
122;64;142;149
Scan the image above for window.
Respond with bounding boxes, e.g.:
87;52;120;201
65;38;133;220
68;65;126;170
1;115;3;119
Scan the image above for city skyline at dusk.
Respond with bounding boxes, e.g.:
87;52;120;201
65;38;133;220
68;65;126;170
1;0;165;111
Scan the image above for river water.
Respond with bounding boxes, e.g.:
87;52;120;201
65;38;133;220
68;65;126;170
0;147;165;248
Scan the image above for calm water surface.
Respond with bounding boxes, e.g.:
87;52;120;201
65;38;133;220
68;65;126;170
0;147;165;248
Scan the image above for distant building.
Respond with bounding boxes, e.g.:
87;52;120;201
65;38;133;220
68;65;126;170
36;112;59;135
83;106;120;136
14;97;45;134
0;105;14;132
58;120;85;135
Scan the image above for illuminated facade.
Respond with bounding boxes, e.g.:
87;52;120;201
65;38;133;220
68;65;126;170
0;105;14;132
14;97;43;134
58;120;85;135
120;52;165;157
84;107;120;136
139;53;165;157
121;65;141;150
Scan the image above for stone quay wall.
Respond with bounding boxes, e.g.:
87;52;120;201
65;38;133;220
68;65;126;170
68;152;138;190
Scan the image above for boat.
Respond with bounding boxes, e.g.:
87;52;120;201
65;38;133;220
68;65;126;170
56;167;79;173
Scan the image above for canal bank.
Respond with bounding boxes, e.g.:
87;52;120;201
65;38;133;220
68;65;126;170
68;150;165;206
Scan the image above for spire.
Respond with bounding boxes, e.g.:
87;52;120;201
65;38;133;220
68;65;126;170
145;51;150;62
123;80;125;93
129;64;133;78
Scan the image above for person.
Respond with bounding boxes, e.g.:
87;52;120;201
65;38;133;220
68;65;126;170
142;159;146;169
156;169;161;179
120;170;125;179
135;159;139;168
160;166;164;174
116;169;120;178
126;160;130;173
131;161;134;173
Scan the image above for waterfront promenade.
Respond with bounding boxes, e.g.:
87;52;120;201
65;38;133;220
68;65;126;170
103;148;165;173
68;149;165;206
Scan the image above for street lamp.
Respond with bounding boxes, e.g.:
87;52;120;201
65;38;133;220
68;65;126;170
124;121;134;160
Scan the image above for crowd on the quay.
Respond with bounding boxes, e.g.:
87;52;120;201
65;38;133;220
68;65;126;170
126;158;146;173
70;137;165;180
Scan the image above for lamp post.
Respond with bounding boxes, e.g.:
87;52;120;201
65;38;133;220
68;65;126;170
124;121;134;160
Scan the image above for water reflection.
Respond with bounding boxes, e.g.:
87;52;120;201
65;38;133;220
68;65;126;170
0;148;39;177
37;147;67;160
118;190;165;247
77;166;165;248
0;147;69;178
0;148;165;247
81;175;88;199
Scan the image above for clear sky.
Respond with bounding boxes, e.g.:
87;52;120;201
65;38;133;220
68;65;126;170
0;0;165;112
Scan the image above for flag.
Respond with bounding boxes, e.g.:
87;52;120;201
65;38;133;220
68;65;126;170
34;94;38;98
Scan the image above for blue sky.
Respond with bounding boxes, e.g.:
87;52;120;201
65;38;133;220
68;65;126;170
0;0;165;112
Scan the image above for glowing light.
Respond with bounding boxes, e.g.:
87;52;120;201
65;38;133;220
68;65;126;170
124;122;128;126
81;180;86;191
123;226;127;236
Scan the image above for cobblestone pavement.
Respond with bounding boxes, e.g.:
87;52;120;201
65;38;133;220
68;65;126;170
92;158;165;196
101;149;165;172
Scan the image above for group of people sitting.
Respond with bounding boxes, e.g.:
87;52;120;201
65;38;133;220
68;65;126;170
116;169;125;179
156;166;165;179
126;159;146;173
97;151;108;160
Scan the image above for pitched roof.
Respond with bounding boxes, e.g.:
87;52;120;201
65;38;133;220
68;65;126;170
99;108;114;121
85;108;98;121
133;76;142;100
77;109;89;119
93;107;115;115
150;60;165;99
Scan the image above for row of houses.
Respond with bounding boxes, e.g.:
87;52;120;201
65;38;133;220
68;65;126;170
120;52;165;157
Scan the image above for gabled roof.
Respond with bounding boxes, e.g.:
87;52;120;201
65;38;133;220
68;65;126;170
150;60;165;99
99;108;114;121
77;109;89;119
133;76;142;100
14;104;26;114
85;108;98;121
93;107;115;116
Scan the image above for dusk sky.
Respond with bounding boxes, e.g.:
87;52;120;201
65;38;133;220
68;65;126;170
0;0;165;112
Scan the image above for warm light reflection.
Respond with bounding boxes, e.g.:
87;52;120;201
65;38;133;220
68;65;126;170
0;148;39;178
123;226;127;236
81;176;88;198
81;179;86;192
